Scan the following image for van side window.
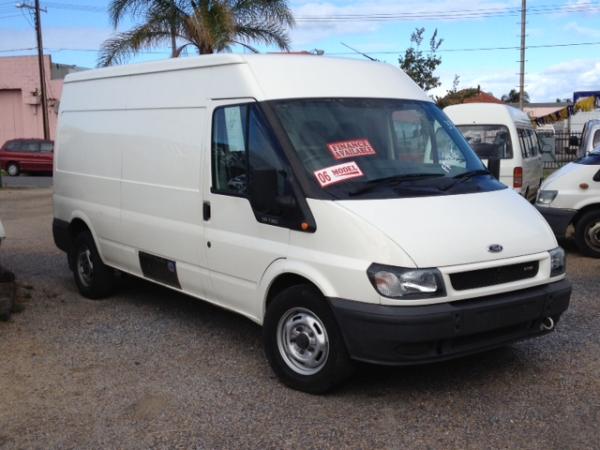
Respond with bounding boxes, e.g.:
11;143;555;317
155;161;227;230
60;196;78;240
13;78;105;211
593;130;600;149
518;129;532;158
528;130;539;156
40;142;53;152
212;105;249;195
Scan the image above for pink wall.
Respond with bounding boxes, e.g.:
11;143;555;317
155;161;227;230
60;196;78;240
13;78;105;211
0;55;63;145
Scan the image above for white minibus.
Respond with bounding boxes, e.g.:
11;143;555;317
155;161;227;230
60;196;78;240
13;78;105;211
444;103;544;202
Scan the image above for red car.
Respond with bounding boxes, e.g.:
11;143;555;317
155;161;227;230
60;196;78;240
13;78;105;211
0;138;54;176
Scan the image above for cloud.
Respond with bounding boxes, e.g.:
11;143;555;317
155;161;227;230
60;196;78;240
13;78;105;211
563;21;600;38
434;59;600;102
288;0;511;47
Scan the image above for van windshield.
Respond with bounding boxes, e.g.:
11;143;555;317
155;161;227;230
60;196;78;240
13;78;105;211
269;98;502;199
456;125;514;159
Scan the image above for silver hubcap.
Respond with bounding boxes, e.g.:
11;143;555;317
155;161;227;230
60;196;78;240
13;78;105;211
585;221;600;251
77;247;94;287
276;307;329;375
7;165;17;176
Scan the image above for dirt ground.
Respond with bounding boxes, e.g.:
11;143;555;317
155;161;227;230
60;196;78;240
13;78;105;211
0;188;599;449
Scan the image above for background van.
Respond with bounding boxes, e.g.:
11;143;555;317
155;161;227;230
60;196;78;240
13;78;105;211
444;103;544;201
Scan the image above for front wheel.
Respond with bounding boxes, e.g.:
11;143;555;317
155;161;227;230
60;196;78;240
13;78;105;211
575;210;600;258
72;231;116;299
6;163;19;176
263;284;354;394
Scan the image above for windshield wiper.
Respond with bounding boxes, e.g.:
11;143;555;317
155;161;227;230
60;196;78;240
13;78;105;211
348;173;445;196
441;169;491;191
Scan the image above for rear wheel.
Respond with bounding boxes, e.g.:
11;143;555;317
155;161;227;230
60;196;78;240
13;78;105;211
72;231;116;298
263;284;354;394
575;210;600;258
6;163;19;176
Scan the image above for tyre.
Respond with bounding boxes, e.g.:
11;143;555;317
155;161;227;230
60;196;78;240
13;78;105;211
263;284;355;394
575;210;600;258
72;231;116;299
7;163;19;176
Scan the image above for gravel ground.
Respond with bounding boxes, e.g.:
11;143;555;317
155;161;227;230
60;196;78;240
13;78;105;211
0;188;599;449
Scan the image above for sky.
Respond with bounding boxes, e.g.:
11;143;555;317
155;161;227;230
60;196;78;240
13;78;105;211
0;0;599;102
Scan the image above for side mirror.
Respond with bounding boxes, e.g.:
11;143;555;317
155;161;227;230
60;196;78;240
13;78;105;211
569;136;580;147
249;169;279;214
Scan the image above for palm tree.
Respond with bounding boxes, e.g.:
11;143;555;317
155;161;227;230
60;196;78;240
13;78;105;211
501;89;530;104
99;0;295;67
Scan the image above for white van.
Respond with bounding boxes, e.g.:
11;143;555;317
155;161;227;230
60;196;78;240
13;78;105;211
53;55;571;393
537;148;600;257
444;103;544;202
574;119;600;157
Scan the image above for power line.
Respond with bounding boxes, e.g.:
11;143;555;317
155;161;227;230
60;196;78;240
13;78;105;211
326;41;600;55
1;40;600;55
295;3;600;22
0;13;24;19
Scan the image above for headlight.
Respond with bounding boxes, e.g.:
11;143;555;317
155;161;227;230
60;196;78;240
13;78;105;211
367;263;446;299
549;247;566;277
537;190;558;205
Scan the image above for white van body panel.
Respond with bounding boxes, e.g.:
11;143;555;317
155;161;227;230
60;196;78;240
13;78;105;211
337;189;556;268
444;103;544;200
539;162;600;211
55;55;564;328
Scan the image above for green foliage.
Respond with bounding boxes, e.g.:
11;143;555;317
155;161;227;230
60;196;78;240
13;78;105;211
435;88;480;108
501;89;530;104
398;27;443;92
99;0;295;66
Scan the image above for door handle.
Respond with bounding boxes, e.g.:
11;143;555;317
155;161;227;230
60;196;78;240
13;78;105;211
203;201;211;221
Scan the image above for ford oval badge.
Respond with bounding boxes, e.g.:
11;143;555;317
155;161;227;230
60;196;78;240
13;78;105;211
488;244;503;253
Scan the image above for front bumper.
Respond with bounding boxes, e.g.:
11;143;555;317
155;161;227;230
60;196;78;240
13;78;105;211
328;279;571;365
536;206;577;239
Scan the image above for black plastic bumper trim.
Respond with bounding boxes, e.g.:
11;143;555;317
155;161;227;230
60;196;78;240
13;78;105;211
328;279;571;365
536;206;577;239
53;218;71;254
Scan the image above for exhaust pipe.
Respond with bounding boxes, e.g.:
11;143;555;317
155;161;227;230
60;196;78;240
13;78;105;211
540;316;555;331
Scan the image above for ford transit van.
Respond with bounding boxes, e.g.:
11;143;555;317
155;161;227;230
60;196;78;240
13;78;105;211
53;55;571;393
537;147;600;257
444;103;544;202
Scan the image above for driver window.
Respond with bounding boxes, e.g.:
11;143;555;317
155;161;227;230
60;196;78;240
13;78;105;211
212;105;249;195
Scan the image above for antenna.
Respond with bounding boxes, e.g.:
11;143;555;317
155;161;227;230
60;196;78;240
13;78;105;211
340;42;378;61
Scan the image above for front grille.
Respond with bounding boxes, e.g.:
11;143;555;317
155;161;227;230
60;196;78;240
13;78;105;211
450;261;539;291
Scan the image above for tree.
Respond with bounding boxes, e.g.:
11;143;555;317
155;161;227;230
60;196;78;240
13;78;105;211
435;86;480;108
398;27;443;91
99;0;295;67
501;89;530;104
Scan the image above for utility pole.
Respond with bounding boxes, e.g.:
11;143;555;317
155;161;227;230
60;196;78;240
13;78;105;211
518;0;526;110
17;1;49;139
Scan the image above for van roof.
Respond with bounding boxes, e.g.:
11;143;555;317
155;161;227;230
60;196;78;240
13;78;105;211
444;102;532;126
64;54;431;102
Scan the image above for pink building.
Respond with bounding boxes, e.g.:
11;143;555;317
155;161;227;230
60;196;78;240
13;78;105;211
0;55;81;145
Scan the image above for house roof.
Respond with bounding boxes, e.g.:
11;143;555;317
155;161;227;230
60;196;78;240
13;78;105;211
462;91;503;104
